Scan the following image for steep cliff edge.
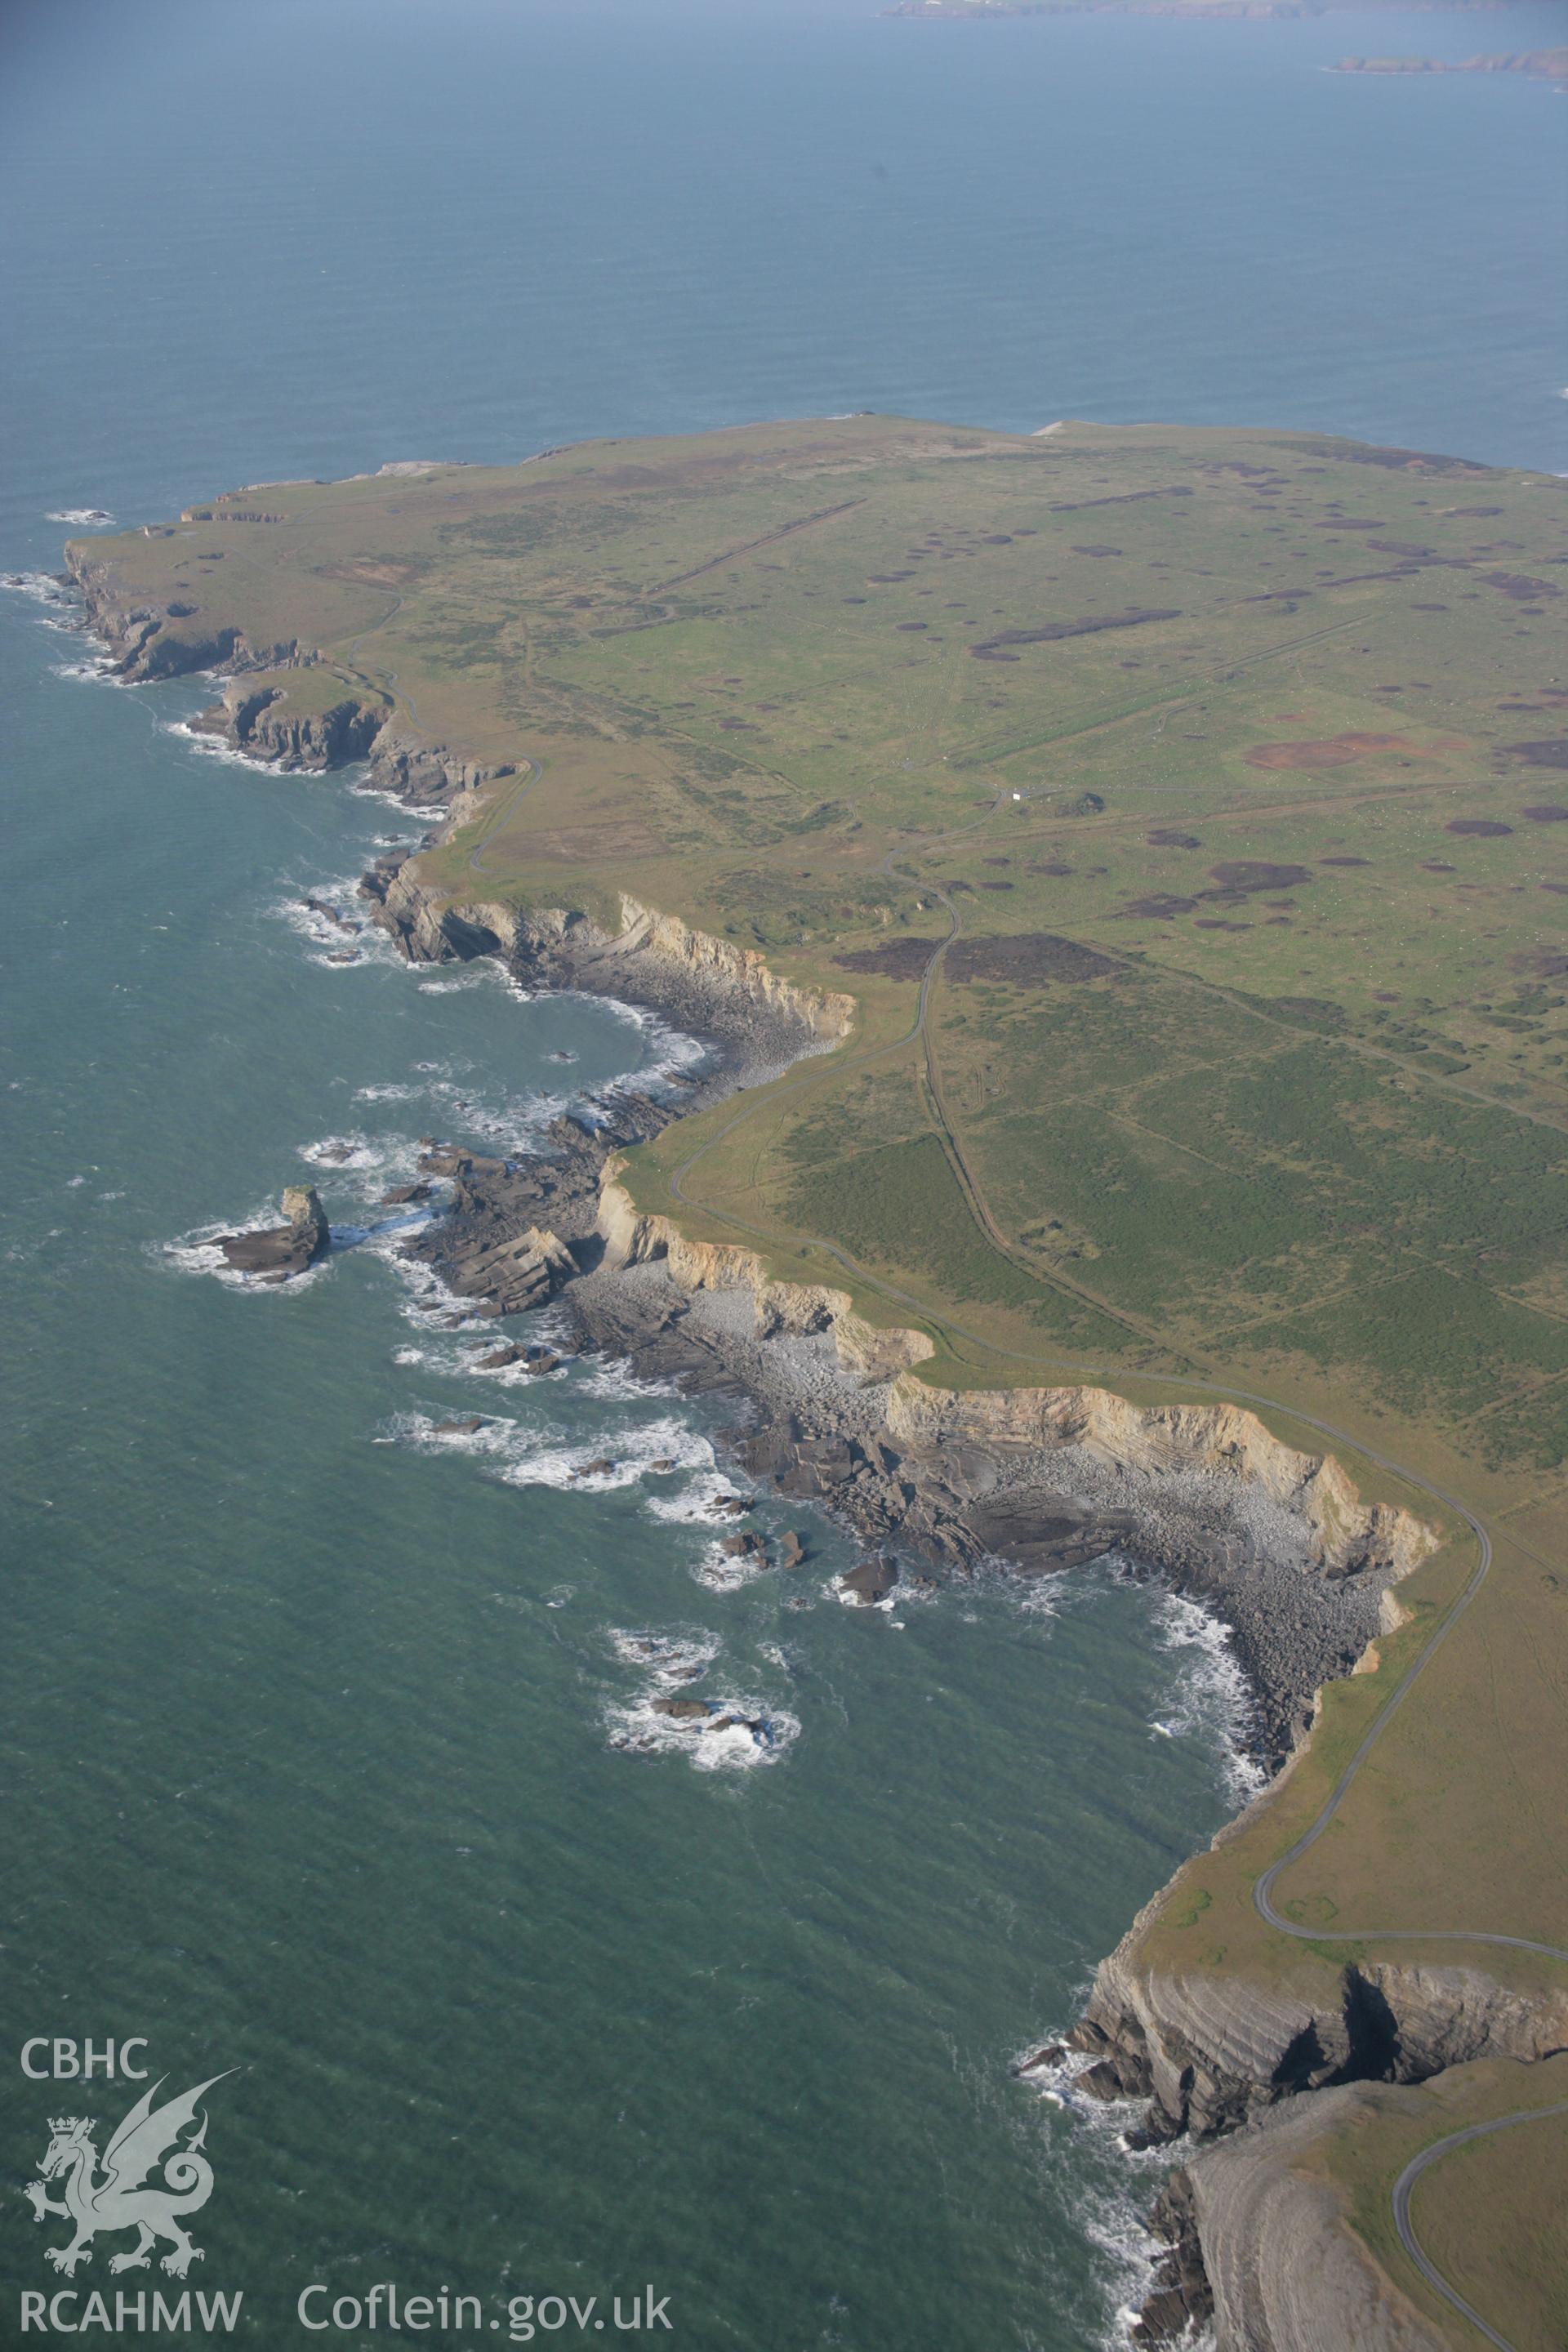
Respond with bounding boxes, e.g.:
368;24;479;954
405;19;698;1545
590;1178;1437;1767
359;862;855;1071
1072;1909;1568;2148
195;675;390;771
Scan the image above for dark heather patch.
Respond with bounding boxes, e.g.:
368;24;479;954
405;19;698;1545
947;933;1120;985
969;608;1178;660
1510;950;1568;978
1446;819;1514;838
1207;862;1314;893
832;938;936;982
1320;856;1371;866
1196;919;1251;932
1522;805;1568;823
1031;860;1074;876
1420;861;1457;872
1272;996;1348;1030
978;880;1014;890
1147;830;1201;849
1071;545;1123;557
1483;572;1561;603
1504;739;1568;769
1114;894;1199;920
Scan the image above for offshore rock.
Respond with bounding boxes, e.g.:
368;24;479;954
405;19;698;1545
217;1185;329;1281
839;1556;899;1606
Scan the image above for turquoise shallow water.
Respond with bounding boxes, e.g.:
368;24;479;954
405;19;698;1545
2;3;1561;2343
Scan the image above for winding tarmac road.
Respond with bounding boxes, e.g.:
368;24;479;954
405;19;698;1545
1390;2100;1568;2352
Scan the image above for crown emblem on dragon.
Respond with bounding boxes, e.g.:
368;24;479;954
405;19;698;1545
23;2075;232;2279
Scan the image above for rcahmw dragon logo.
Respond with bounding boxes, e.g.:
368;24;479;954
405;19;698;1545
23;2074;232;2278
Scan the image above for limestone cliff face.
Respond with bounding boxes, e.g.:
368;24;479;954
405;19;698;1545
198;680;387;771
1176;2087;1450;2352
365;720;510;808
360;874;857;1061
883;1381;1436;1580
594;1178;1445;1577
1074;1884;1568;2147
596;1177;934;1380
612;896;853;1043
358;861;522;964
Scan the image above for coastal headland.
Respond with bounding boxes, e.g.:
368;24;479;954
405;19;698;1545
60;416;1568;2350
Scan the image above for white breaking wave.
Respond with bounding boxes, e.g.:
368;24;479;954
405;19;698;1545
606;1625;722;1682
388;1408;714;1494
4;568;76;608
641;1468;755;1527
269;872;402;971
52;653;126;686
1151;1592;1265;1804
47;508;114;526
579;1352;683;1404
691;1538;773;1594
601;1625;800;1772
2;572;124;684
167;717;292;778
1012;2039;1196;2350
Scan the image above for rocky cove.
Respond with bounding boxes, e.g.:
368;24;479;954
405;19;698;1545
60;567;1565;2350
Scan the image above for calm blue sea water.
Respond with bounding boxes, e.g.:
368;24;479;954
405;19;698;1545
2;3;1560;2345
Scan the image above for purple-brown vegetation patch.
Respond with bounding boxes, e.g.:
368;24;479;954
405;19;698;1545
831;938;936;982
947;933;1120;985
1207;862;1314;892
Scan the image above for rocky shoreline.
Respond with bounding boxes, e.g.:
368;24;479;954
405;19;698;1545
60;559;1550;2349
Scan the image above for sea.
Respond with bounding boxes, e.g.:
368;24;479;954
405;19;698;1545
2;3;1561;2344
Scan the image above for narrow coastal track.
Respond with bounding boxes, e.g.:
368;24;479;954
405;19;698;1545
468;758;542;872
657;805;1566;2349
